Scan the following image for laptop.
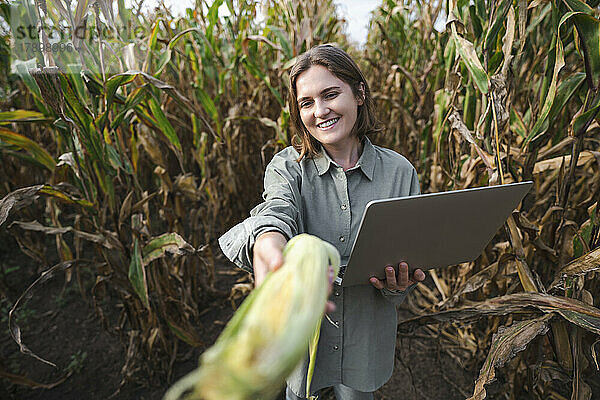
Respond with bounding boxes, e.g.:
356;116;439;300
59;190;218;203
340;181;533;287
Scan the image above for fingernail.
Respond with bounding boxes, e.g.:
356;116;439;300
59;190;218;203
328;268;335;284
387;267;393;272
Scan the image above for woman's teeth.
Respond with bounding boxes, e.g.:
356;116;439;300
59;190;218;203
318;118;339;128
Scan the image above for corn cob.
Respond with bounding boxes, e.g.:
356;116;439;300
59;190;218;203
164;233;341;400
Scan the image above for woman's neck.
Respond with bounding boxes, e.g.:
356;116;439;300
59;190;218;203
322;138;363;171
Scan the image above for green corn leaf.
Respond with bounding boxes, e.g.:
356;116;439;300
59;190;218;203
105;74;135;109
523;13;574;147
572;13;600;90
266;25;293;59
166;319;203;347
128;238;150;309
0;127;55;171
11;59;44;105
144;20;161;73
509;108;527;138
154;28;209;76
148;96;182;151
483;0;512;53
38;185;94;208
109;70;195;112
241;56;284;106
530;72;587;146
195;86;221;135
451;24;489;94
0;110;49;124
111;86;149;129
468;6;483;39
572;93;600;135
141;233;196;266
561;0;594;13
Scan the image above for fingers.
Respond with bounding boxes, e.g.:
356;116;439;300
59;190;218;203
369;262;426;291
413;268;426;282
370;276;384;289
397;262;409;288
385;265;398;289
325;300;336;314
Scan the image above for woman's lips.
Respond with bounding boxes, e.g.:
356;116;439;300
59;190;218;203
317;117;340;130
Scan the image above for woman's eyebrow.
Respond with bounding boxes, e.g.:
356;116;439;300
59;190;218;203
297;86;341;102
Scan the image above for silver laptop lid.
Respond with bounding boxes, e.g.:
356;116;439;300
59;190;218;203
342;181;533;287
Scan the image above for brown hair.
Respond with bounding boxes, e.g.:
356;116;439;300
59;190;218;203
288;44;382;160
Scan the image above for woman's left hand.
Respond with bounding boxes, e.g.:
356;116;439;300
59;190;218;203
369;262;425;291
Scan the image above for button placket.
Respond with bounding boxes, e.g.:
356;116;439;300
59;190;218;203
332;167;351;255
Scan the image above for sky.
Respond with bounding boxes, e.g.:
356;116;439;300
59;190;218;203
130;0;380;47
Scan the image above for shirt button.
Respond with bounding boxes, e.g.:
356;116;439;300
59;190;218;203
340;204;347;210
334;290;340;296
333;345;339;351
339;236;345;242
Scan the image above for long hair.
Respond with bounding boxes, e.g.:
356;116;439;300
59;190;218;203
288;44;383;160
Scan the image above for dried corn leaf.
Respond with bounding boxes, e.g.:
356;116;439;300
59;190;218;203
0;368;71;389
9;220;123;250
550;246;600;289
399;293;600;336
468;314;552;400
441;255;513;309
534;151;596;174
8;260;92;367
0;185;45;227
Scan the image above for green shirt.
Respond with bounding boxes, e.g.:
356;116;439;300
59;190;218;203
218;137;420;396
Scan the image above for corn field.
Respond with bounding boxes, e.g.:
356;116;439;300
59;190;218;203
1;0;600;399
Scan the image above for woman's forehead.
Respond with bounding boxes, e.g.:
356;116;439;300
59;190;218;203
296;65;349;97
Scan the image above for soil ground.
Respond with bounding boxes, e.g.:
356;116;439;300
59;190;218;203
0;233;482;400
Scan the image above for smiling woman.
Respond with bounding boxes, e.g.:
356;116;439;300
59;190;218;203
295;65;363;170
219;44;425;400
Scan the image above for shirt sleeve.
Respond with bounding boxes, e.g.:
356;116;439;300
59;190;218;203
379;283;418;306
379;164;421;305
218;152;302;274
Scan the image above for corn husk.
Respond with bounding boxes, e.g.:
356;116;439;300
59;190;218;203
164;233;341;400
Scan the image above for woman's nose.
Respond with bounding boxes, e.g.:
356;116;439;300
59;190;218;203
314;100;329;118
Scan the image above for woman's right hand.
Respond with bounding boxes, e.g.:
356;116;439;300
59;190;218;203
252;231;336;313
252;231;288;287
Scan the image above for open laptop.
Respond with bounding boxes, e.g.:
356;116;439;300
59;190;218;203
340;181;533;287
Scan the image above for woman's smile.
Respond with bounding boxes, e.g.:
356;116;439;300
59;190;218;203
317;117;340;129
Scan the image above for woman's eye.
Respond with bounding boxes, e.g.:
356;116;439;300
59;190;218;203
324;92;339;99
300;101;312;108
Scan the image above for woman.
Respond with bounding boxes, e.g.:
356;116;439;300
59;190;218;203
219;44;425;400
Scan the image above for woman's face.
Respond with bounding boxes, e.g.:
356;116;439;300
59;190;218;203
295;65;363;150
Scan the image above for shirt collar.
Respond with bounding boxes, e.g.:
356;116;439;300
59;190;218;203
313;137;376;181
